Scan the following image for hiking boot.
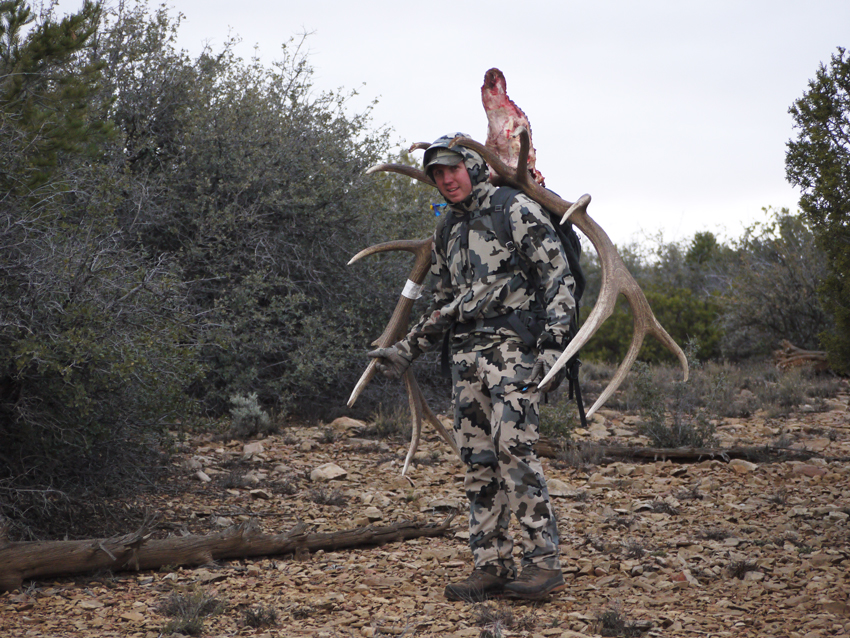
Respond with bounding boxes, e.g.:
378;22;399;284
444;568;511;602
503;565;565;600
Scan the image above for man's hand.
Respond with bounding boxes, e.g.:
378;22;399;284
367;346;412;380
528;348;566;394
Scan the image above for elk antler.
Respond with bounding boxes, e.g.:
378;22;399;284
448;130;689;415
346;237;459;475
350;131;688;475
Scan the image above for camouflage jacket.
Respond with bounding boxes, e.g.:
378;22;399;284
396;144;575;361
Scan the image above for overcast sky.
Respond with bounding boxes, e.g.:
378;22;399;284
64;0;850;246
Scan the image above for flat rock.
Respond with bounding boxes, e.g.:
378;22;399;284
243;441;264;455
547;478;576;496
329;416;367;435
793;464;828;477
310;462;347;482
729;459;758;473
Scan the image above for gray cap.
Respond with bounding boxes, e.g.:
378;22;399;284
423;147;464;178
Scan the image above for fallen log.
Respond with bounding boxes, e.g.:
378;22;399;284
773;340;830;372
0;514;456;593
535;437;843;464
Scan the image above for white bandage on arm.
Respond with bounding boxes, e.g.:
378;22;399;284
401;279;423;300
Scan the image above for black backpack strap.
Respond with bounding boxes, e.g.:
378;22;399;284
489;187;521;260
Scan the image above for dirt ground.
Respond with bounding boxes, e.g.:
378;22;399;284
1;385;849;638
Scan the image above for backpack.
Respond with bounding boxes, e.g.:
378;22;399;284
434;186;588;427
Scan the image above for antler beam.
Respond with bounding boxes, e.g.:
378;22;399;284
346;238;459;474
448;131;688;415
350;130;688;475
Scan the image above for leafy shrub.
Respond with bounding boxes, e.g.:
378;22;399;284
719;210;830;360
229;393;274;438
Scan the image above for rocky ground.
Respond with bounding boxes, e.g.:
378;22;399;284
1;385;849;638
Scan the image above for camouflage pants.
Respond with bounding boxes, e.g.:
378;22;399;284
450;336;561;578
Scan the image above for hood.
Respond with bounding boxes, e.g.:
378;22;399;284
426;133;495;214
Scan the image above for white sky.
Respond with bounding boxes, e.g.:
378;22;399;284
63;0;850;246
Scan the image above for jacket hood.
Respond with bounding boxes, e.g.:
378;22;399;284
426;133;494;213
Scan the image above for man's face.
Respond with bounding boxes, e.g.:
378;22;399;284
431;162;472;204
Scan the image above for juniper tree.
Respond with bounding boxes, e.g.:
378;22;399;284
786;47;850;373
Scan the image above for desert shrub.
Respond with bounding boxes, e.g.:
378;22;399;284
0;1;203;537
364;403;414;441
228;393;274;438
158;587;225;636
540;400;580;439
719;210;830;360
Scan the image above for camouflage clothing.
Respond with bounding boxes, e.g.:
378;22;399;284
396;135;575;577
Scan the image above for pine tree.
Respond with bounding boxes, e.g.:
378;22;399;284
0;0;110;193
786;47;850;374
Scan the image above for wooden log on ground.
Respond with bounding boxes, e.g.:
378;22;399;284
0;514;456;593
773;340;830;372
535;437;842;464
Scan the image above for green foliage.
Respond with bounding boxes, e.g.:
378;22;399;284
0;1;202;517
92;4;432;415
0;0;111;192
580;285;722;364
229;392;273;438
719;208;830;360
786;46;850;373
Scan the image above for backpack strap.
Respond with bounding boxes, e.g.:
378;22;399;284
489;187;521;260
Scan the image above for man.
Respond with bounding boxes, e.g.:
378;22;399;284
369;133;575;601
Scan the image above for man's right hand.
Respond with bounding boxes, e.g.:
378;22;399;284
367;346;411;380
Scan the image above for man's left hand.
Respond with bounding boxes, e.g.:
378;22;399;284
529;349;566;394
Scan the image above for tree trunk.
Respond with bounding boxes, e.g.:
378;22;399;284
0;514;456;592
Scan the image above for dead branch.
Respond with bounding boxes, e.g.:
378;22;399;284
535;437;844;464
0;514;456;592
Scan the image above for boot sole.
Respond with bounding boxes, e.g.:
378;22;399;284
503;581;566;600
444;586;507;602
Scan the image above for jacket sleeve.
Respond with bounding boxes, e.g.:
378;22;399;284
394;238;456;361
510;195;576;350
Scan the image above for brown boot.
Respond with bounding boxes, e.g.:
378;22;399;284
444;568;511;602
503;565;565;600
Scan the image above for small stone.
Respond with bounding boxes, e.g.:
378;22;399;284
588;424;610;439
794;464;828;478
329;416;366;435
195;470;211;483
547;478;575;496
249;489;272;500
311;462;347;482
729;459;758;473
363;506;383;521
588;472;616;487
300;440;315;452
243;441;264;456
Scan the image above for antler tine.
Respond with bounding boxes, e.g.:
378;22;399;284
452;131;689;415
348;233;461;472
402;371;460;475
347;238;433;408
365;162;435;187
543;204;689;416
